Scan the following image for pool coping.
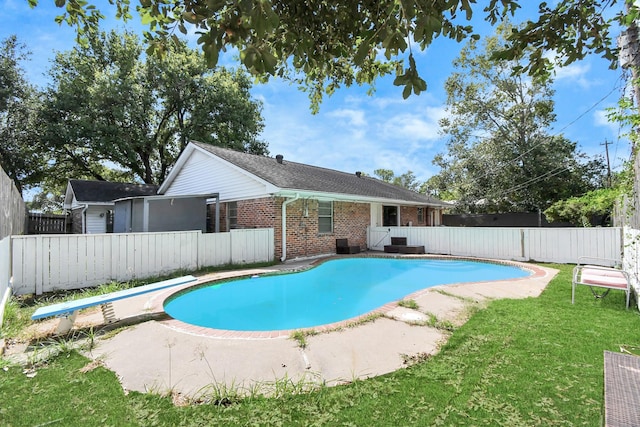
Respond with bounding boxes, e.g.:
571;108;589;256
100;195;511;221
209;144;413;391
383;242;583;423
149;254;551;340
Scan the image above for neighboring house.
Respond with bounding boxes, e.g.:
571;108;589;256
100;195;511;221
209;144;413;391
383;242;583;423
63;180;159;234
159;141;450;261
113;193;219;233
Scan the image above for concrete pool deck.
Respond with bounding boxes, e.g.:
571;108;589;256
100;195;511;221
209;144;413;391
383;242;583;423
12;255;558;401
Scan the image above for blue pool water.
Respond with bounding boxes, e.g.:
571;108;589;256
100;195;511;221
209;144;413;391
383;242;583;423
163;258;530;331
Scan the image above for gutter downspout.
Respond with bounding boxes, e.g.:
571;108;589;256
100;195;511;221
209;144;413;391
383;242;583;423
280;193;300;262
81;205;88;233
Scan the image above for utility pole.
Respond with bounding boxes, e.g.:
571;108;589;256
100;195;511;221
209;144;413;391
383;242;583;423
618;1;640;226
601;139;612;187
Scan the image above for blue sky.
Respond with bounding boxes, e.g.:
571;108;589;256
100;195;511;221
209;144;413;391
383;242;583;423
1;0;631;186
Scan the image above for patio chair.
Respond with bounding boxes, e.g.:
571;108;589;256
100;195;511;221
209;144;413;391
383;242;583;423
336;238;360;254
572;257;631;309
384;237;425;254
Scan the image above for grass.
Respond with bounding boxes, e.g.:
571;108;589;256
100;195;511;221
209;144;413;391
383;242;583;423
1;263;638;426
290;330;317;348
397;298;420;310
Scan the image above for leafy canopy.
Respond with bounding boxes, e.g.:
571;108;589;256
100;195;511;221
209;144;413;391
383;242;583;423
28;0;633;111
0;35;44;196
39;30;267;190
428;24;606;213
374;168;421;192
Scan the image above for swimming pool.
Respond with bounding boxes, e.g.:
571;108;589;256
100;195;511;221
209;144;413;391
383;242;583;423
163;257;530;331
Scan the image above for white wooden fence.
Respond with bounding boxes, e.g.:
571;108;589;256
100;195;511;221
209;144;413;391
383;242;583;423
11;229;274;295
368;226;623;264
3;226;626;296
0;236;11;325
622;226;640;310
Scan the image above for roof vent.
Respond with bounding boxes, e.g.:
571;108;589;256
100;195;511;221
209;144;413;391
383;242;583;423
276;154;284;164
355;171;362;177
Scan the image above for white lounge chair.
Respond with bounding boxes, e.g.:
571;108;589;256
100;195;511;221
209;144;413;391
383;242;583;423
572;257;631;309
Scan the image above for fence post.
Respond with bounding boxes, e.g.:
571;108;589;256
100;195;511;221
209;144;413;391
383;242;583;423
35;235;44;295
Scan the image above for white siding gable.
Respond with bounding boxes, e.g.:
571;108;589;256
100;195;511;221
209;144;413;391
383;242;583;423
163;148;276;200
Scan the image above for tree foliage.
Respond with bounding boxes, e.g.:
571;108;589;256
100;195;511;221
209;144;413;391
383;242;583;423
39;30;267;188
29;1;632;110
429;26;606;213
374;169;421;192
0;35;44;196
544;188;617;226
544;161;634;226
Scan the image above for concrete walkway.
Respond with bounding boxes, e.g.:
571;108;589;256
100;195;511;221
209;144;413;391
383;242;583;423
12;256;559;401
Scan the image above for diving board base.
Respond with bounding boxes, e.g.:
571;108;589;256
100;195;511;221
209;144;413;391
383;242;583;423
55;311;78;335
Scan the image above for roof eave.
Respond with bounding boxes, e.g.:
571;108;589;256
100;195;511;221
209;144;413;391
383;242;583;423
275;189;448;207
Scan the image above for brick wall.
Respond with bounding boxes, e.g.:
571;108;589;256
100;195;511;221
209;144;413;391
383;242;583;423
400;206;442;226
400;206;421;226
281;199;370;259
209;199;443;259
212;198;278;233
211;197;370;260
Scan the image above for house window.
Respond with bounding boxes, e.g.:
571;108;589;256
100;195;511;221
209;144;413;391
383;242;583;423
318;201;333;234
383;205;398;226
228;201;238;229
417;208;424;224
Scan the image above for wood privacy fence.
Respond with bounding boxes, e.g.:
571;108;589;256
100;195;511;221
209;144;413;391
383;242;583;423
368;226;623;264
0;167;25;326
0;167;26;240
6;225;626;296
11;228;274;295
27;213;69;234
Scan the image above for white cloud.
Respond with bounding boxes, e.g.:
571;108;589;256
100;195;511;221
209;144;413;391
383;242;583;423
594;108;622;135
553;63;593;88
380;106;447;143
543;50;596;88
327;108;367;127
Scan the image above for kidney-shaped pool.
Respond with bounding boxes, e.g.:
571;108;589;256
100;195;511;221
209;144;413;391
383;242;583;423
163;257;530;331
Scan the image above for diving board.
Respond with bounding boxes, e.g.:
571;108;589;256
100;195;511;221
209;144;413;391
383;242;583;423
31;275;197;334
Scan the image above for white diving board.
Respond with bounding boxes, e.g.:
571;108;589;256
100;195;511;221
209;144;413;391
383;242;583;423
31;275;197;334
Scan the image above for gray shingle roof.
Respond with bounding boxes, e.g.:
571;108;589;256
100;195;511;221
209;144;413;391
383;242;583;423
69;179;159;203
191;141;447;206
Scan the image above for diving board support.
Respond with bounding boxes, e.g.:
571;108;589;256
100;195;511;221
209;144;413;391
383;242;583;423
55;311;78;335
32;275;198;334
101;302;116;323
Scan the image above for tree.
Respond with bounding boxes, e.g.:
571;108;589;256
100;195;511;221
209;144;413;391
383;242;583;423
429;26;606;213
545;160;634;226
374;169;421;192
39;30;267;188
544;188;618;226
0;35;44;196
31;1;631;110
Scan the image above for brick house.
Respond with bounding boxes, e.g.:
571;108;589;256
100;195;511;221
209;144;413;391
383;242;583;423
159;141;449;261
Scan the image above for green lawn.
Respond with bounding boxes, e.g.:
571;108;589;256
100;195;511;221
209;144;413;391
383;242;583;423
1;264;638;426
